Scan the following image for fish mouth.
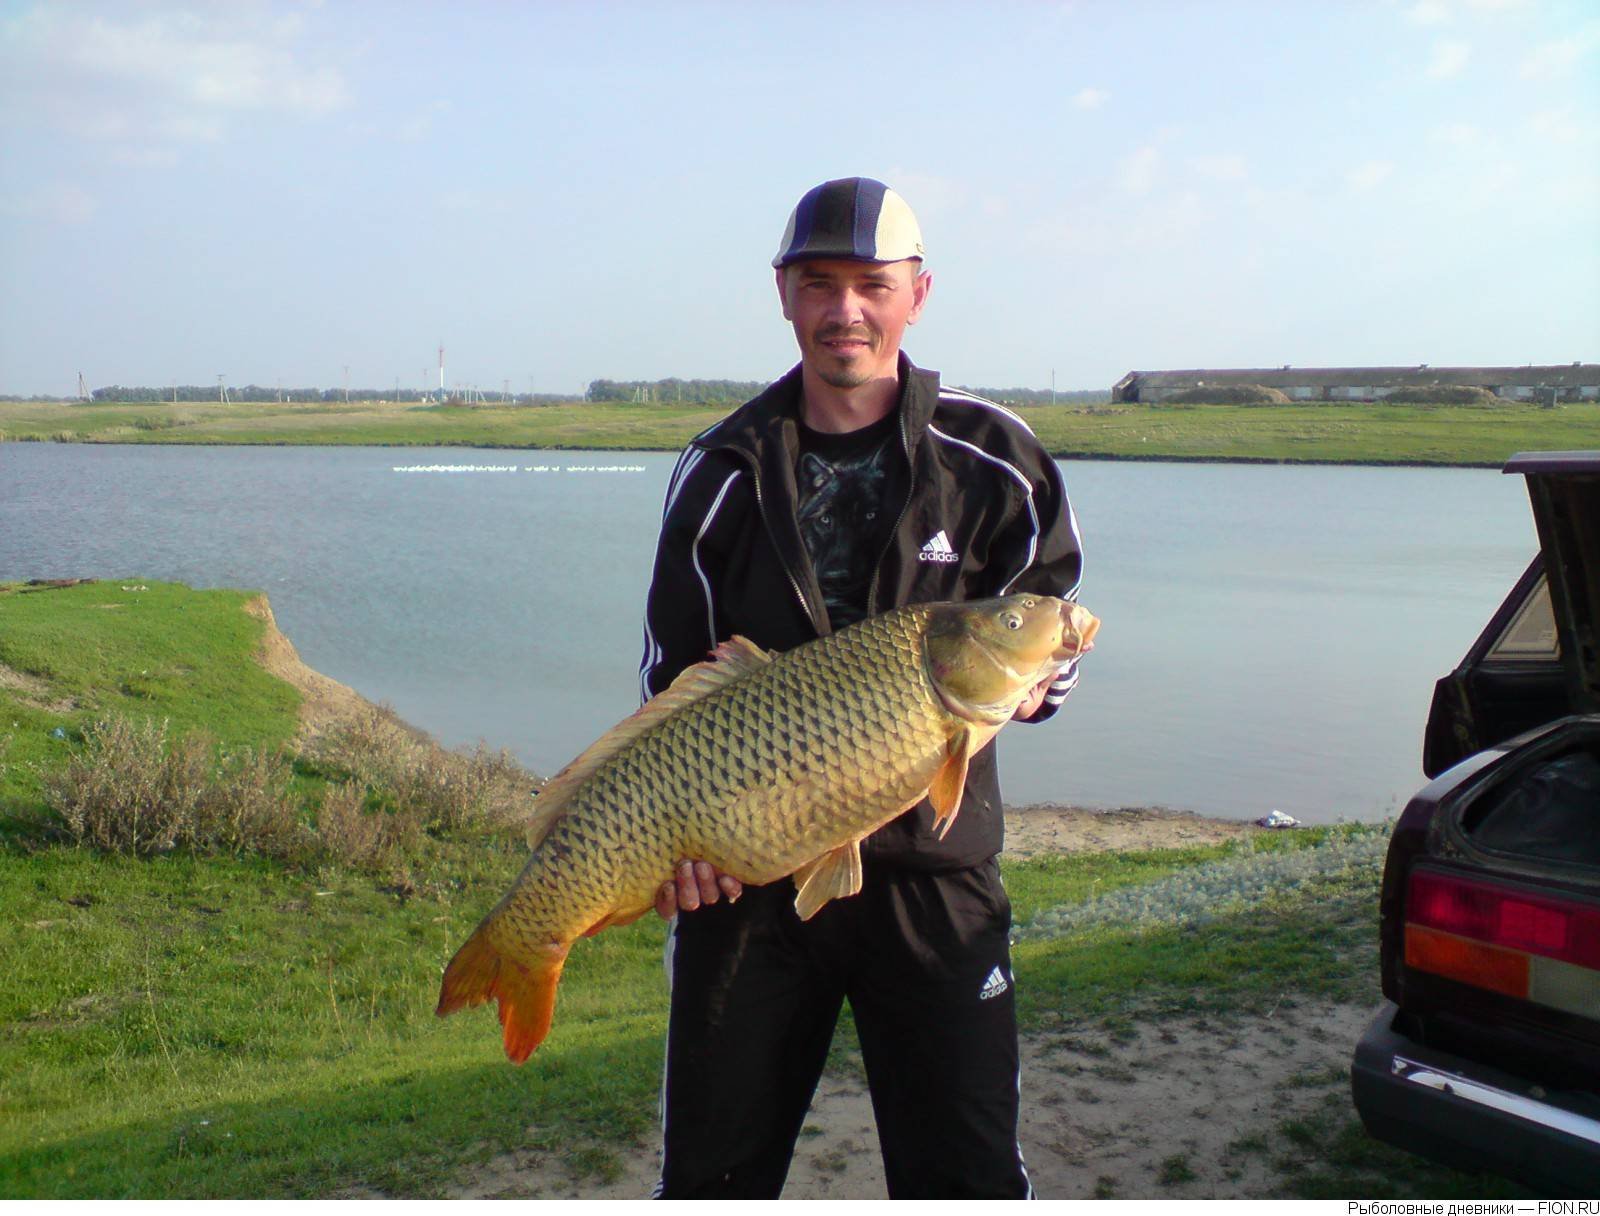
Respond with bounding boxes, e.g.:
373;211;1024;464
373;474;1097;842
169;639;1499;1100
1053;602;1100;661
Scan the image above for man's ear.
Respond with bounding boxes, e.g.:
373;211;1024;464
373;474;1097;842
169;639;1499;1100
907;268;933;325
775;266;793;322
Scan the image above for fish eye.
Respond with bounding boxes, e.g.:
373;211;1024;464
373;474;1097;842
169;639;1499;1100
1001;612;1022;630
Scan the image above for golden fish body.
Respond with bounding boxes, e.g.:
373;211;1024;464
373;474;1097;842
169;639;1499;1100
437;593;1099;1062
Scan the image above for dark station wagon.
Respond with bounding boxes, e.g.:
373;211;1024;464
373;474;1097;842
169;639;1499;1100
1352;451;1600;1196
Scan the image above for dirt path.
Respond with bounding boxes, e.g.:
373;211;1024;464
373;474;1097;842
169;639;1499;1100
449;805;1362;1200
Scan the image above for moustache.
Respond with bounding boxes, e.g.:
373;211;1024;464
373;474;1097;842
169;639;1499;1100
814;325;876;344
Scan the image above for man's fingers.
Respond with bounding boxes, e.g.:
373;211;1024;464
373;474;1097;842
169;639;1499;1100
693;861;721;906
676;860;701;911
658;860;739;917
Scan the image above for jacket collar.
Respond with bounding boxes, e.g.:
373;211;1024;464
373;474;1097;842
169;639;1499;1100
698;351;941;462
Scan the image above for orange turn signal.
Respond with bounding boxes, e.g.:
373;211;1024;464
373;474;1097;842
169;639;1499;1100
1405;923;1530;998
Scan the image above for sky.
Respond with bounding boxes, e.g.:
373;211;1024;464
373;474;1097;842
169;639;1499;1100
1;0;1596;398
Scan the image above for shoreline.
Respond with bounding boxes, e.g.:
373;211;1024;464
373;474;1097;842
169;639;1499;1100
2;434;1509;469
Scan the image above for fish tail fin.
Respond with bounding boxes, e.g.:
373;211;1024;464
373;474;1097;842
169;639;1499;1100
436;927;568;1064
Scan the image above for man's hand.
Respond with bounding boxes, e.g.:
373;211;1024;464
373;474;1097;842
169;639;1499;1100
655;859;743;919
1012;672;1055;720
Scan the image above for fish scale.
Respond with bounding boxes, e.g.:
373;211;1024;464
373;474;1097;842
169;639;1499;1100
436;593;1099;1062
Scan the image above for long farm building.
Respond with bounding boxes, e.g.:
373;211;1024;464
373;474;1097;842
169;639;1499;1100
1112;364;1600;405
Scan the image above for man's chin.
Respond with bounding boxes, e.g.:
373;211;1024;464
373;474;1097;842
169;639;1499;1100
815;366;875;390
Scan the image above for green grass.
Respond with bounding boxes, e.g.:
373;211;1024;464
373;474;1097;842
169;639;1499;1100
0;581;299;825
0;580;1524;1197
2;396;1593;466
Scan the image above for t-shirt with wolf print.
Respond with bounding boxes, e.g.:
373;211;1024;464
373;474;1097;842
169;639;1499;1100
794;411;902;631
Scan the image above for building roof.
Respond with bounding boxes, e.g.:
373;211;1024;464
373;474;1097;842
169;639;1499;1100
1115;364;1600;390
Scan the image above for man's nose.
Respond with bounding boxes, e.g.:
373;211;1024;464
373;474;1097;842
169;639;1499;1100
827;287;866;325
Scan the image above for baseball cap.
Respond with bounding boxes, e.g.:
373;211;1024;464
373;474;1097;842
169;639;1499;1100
772;177;925;268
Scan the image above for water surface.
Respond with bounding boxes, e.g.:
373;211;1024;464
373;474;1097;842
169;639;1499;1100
0;443;1536;823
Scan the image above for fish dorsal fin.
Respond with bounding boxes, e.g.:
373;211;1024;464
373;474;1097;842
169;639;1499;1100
792;838;865;921
525;636;773;849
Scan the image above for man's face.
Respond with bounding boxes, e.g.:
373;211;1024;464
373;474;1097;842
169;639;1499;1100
776;258;932;390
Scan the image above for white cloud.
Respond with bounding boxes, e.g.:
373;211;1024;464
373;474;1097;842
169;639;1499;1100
1;5;349;158
1519;25;1600;79
0;182;97;223
1346;161;1395;192
1432;122;1482;147
1190;154;1248;182
110;145;181;168
1117;146;1160;195
1404;1;1451;27
1425;39;1472;78
1528;108;1596;145
1071;87;1109;110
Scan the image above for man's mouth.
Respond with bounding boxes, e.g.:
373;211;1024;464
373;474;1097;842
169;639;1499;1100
817;329;874;354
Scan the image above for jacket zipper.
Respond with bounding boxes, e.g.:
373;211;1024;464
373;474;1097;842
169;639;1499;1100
742;451;816;631
866;410;917;618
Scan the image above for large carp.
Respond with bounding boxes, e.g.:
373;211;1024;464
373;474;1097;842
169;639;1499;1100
437;592;1099;1062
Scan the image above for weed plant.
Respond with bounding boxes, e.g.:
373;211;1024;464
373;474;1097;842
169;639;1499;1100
1014;826;1389;939
46;716;301;858
311;706;531;835
38;708;535;875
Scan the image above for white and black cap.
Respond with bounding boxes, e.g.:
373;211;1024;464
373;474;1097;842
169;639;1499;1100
772;177;925;268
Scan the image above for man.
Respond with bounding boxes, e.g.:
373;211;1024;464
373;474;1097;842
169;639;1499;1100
637;177;1085;1198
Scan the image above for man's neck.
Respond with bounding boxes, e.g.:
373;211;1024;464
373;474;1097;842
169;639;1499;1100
798;363;902;434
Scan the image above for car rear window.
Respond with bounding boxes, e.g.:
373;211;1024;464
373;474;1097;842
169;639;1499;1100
1484;574;1561;663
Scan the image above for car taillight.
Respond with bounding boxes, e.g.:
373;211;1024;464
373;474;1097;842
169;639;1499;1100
1404;871;1600;1019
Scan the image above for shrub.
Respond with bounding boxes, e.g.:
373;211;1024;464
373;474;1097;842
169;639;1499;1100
1384;384;1500;405
313;782;422;871
1160;385;1290;405
312;705;534;834
46;716;304;857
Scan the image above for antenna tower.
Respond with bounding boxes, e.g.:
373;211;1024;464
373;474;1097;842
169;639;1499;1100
218;374;230;405
77;371;89;400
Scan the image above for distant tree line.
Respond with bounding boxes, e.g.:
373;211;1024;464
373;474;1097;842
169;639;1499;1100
953;386;1110;406
70;385;574;405
585;378;772;403
3;380;1108;407
584;379;1109;405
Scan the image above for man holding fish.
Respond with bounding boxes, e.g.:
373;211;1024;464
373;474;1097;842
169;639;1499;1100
640;177;1088;1198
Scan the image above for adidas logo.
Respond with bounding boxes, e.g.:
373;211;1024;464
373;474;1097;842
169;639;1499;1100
917;530;960;564
979;965;1010;1001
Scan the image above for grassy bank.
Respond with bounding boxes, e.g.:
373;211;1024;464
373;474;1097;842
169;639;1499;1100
1;581;1511;1198
2;396;1593;466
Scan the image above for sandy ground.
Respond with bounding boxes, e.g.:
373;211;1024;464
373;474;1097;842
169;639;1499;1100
245;594;374;746
250;599;1359;1200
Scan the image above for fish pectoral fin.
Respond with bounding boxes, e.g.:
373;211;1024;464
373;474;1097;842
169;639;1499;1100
581;904;650;937
792;838;865;922
927;729;972;840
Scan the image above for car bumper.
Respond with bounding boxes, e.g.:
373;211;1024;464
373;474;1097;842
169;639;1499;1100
1352;1000;1600;1196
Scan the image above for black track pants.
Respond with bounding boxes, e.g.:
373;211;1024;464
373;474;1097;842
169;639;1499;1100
654;858;1032;1199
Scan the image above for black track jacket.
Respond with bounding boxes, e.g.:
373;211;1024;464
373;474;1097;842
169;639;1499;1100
638;354;1085;871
